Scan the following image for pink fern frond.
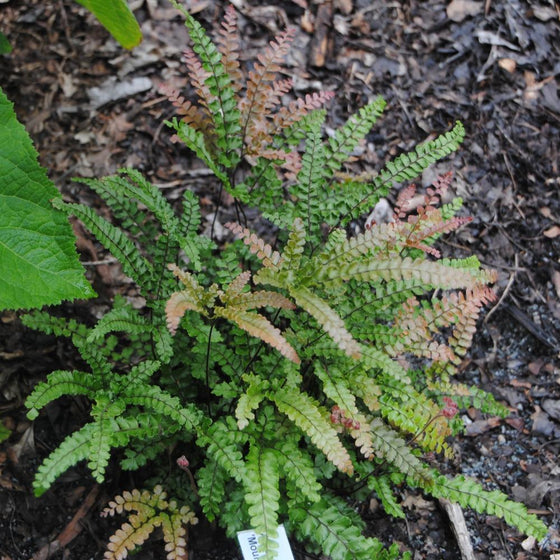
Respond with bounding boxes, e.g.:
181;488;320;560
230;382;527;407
225;222;282;268
274;90;335;129
216;4;243;92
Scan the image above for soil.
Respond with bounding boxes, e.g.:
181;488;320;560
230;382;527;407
1;1;560;559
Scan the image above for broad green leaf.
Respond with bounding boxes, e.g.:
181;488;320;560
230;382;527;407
74;0;142;49
0;88;96;310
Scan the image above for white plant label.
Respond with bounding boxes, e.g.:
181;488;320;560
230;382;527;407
237;525;295;560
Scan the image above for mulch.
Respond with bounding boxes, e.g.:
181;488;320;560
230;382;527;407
1;0;559;558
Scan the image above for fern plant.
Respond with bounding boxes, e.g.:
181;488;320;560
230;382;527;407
22;3;548;559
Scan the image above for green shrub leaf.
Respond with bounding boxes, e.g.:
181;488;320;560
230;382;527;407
74;0;142;49
0;89;95;310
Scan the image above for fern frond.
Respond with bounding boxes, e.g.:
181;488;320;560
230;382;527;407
427;473;548;540
271;386;353;474
88;415;113;482
278;217;307;274
225;222;282;268
21;310;85;336
216;306;300;363
33;423;97;496
197;460;229;522
120;384;201;430
324;96;386;176
286;114;327;238
159;82;208;131
165;264;213;333
235;374;269;429
291;286;361;359
215;5;243;91
428;380;509;418
51;198;155;293
273;91;335;131
243;446;281;557
26;370;101;420
277;437;322;504
102;486;198;560
239;27;296;150
368;418;433;485
337;121;465;224
319;255;482;291
169;118;231;187
87;303;149;343
171;0;242;167
369;474;406;519
197;418;247;483
288;494;391;560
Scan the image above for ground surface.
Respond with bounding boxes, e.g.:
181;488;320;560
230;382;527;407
1;0;560;559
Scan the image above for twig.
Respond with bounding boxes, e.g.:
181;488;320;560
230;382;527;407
32;485;100;560
484;253;518;323
439;498;477;560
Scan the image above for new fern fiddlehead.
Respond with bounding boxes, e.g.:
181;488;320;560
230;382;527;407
22;4;547;560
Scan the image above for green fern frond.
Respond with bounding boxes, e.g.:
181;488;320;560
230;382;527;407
369;474;406;519
51;197;155;293
368;418;433;485
33;422;97;496
197;460;229;521
169;118;231;187
278;217;307;273
235;374;269;429
324;96;386;176
26;370;101;420
197;418;247;483
337;121;465;224
277;437;322;504
243;446;281;557
87;415;113;482
87;303;150;343
271;386;354;474
120;384;201;430
21;310;91;340
427;473;548;540
288;494;396;560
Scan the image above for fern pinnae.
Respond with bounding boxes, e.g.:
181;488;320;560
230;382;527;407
197;460;229;522
290;116;327;239
288;494;392;560
33;423;97;496
368;418;433;485
291;285;361;359
170;118;231;187
51;198;155;294
324;96;386;176
215;5;243;92
26;370;101;420
426;473;548;541
239;26;296;151
215;306;300;364
271;386;354;474
243;445;281;557
277;437;322;504
170;1;242;167
337;121;466;226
